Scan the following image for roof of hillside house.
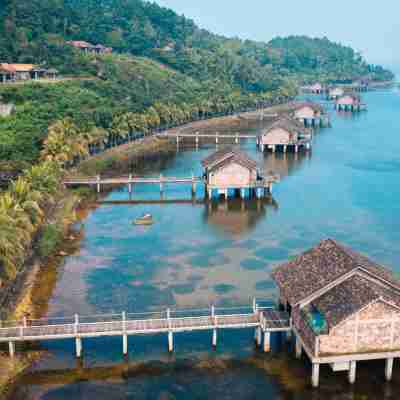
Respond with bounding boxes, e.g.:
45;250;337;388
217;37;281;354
292;101;324;114
0;63;37;73
67;40;94;49
271;239;400;306
262;117;308;136
202;147;257;171
311;274;400;329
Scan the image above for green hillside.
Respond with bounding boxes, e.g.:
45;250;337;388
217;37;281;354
0;0;394;165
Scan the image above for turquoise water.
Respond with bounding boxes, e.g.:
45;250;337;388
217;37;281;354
11;88;400;399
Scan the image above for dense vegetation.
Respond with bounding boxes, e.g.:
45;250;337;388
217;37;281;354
0;0;394;284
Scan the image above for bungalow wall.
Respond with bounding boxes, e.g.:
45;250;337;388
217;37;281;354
318;301;400;355
261;128;298;145
208;163;256;188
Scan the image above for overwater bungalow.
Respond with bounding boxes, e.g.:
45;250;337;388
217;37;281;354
335;94;366;112
202;148;278;200
327;87;344;100
302;82;325;94
291;101;330;127
272;239;400;388
258;117;312;153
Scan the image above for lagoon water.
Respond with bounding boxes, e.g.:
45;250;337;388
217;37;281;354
11;88;400;399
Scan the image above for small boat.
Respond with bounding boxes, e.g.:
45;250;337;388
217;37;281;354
133;213;154;225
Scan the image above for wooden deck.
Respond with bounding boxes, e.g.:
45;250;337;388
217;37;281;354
0;303;290;357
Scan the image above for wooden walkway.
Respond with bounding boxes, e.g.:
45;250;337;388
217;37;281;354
63;174;279;195
0;302;290;357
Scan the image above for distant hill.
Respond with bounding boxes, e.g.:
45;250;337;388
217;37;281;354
0;0;394;164
0;0;394;87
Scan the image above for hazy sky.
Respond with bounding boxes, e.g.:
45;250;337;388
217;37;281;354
154;0;399;68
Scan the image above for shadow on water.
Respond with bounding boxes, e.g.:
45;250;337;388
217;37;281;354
203;197;279;236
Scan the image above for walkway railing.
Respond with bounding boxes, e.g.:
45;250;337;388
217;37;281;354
0;300;291;358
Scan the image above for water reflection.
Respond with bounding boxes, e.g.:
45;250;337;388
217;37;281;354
261;151;311;180
204;197;279;236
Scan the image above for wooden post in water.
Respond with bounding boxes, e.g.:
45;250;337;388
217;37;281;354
295;336;302;359
8;341;15;358
191;174;196;198
160;174;164;196
215;132;219;148
211;305;217;348
167;308;173;352
96;175;101;193
128;174;133;196
385;358;394;381
122;311;128;356
74;314;82;358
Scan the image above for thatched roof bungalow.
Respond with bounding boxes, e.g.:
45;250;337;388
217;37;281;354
259;117;311;153
202;148;277;199
272;239;400;387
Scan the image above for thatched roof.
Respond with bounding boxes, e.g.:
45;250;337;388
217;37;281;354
271;239;400;306
311;274;400;329
202;147;257;171
262;116;308;136
292;101;324;114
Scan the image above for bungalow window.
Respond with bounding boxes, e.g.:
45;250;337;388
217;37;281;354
308;306;327;334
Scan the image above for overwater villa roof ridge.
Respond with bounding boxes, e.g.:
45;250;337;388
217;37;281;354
271;238;400;306
201;147;257;170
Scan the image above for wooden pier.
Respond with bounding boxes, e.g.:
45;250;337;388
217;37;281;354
158;132;258;148
64;175;202;195
64;172;279;198
0;301;290;358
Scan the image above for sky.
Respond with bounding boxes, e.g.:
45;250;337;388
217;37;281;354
154;0;399;69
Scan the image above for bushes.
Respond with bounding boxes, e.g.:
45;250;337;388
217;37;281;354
38;223;64;258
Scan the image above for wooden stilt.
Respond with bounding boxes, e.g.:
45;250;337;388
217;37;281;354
263;332;270;352
348;361;357;384
75;337;82;358
295;337;302;359
312;363;320;388
8;341;15;358
385;358;394;381
212;329;217;347
168;331;173;352
96;175;101;193
256;327;262;347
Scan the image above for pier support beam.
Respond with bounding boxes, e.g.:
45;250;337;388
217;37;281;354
75;337;82;358
123;334;128;356
348;361;357;384
122;311;128;356
385;358;394;382
168;331;174;352
8;341;15;358
311;363;320;388
263;332;270;353
295;337;302;359
255;327;262;347
96;175;101;193
128;174;133;196
212;329;217;348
